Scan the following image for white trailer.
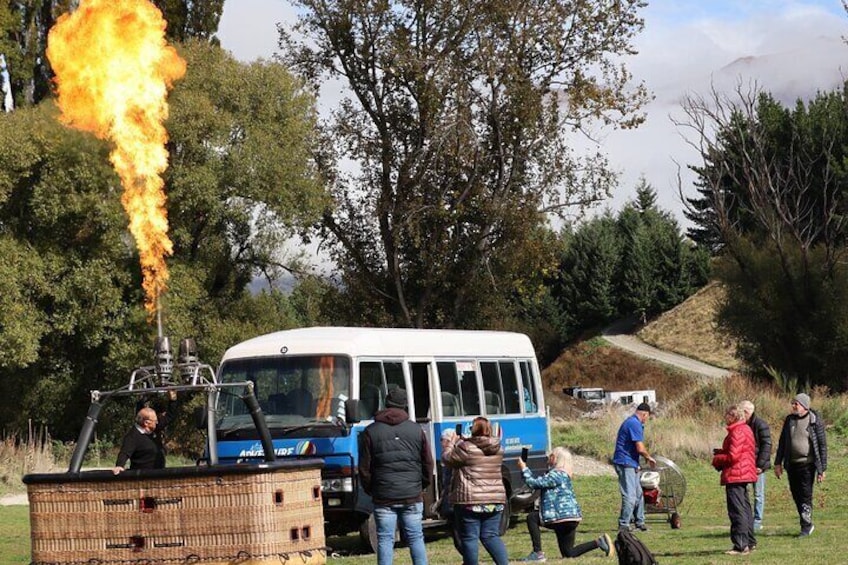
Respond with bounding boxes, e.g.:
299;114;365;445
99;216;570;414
606;389;656;407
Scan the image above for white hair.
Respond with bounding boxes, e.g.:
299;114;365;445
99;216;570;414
726;404;746;422
740;400;754;415
550;446;574;475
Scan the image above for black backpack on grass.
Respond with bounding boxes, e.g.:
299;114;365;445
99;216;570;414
615;529;658;565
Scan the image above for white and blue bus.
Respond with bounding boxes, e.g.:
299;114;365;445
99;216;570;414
214;326;549;545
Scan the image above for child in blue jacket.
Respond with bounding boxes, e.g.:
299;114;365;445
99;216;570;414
518;447;615;561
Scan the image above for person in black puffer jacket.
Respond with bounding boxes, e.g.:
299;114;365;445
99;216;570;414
359;388;433;565
741;400;771;531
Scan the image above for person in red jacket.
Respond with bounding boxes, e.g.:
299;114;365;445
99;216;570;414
712;404;759;555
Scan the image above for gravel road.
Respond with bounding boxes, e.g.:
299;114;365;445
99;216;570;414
0;493;28;505
602;322;732;380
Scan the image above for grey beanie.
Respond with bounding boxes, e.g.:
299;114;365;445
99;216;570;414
794;393;811;410
386;388;408;409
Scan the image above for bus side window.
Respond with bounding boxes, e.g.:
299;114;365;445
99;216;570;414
458;368;481;416
519;361;538;413
410;362;432;422
383;361;405;394
499;361;521;414
359;361;384;420
480;362;503;415
437;362;460;418
441;392;460;417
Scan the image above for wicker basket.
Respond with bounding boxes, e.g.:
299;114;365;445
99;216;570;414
25;460;326;564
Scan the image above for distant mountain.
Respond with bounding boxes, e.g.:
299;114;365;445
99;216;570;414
713;35;848;104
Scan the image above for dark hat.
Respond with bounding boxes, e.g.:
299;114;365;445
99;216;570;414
793;393;811;410
636;402;652;414
386;388;408;409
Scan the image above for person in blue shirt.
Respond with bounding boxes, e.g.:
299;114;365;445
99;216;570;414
612;403;656;532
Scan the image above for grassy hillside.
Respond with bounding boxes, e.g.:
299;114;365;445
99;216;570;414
637;281;741;371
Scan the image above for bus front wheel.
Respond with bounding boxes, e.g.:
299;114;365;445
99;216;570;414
359;513;400;553
498;502;512;536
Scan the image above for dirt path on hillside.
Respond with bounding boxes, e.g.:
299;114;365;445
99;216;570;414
602;319;732;380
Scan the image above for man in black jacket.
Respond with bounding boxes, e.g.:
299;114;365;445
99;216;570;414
113;391;178;473
741;400;771;532
359;388;433;565
774;393;827;537
113;407;162;473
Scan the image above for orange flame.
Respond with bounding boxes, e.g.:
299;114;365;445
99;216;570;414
46;0;186;315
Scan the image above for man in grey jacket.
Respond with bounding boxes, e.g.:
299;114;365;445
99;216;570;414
774;393;827;537
741;400;771;531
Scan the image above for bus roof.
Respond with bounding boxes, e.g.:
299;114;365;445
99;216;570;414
220;326;537;362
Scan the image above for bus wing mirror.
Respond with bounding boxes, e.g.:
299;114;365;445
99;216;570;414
194;406;207;430
345;399;361;424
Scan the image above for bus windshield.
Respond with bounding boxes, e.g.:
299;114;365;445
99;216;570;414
217;355;351;431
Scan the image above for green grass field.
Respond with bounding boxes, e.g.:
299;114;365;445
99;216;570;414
2;453;844;565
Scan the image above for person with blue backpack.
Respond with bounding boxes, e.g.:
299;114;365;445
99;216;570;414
517;447;615;561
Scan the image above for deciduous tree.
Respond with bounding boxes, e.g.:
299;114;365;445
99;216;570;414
283;0;650;328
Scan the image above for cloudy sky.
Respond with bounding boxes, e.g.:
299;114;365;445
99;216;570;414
218;0;848;225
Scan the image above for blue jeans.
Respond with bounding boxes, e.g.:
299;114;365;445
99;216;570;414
457;506;509;565
615;464;644;528
752;472;765;527
373;502;428;565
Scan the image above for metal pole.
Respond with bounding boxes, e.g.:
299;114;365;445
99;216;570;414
156;295;163;339
243;391;276;462
206;388;218;466
68;402;103;473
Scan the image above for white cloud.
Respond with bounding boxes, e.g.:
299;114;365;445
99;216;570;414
218;0;296;62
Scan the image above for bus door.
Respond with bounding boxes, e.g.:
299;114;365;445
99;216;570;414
408;359;439;518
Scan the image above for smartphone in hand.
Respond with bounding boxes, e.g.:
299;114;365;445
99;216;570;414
520;447;529;462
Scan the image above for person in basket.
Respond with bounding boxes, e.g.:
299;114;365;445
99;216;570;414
517;447;615;561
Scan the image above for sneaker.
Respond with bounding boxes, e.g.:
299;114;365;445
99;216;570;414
725;547;750;555
635;523;649;532
597;533;616;558
799;525;815;537
520;551;547;562
618;525;632;532
753;522;763;532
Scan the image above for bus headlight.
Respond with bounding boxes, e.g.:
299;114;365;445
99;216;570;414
321;477;353;493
